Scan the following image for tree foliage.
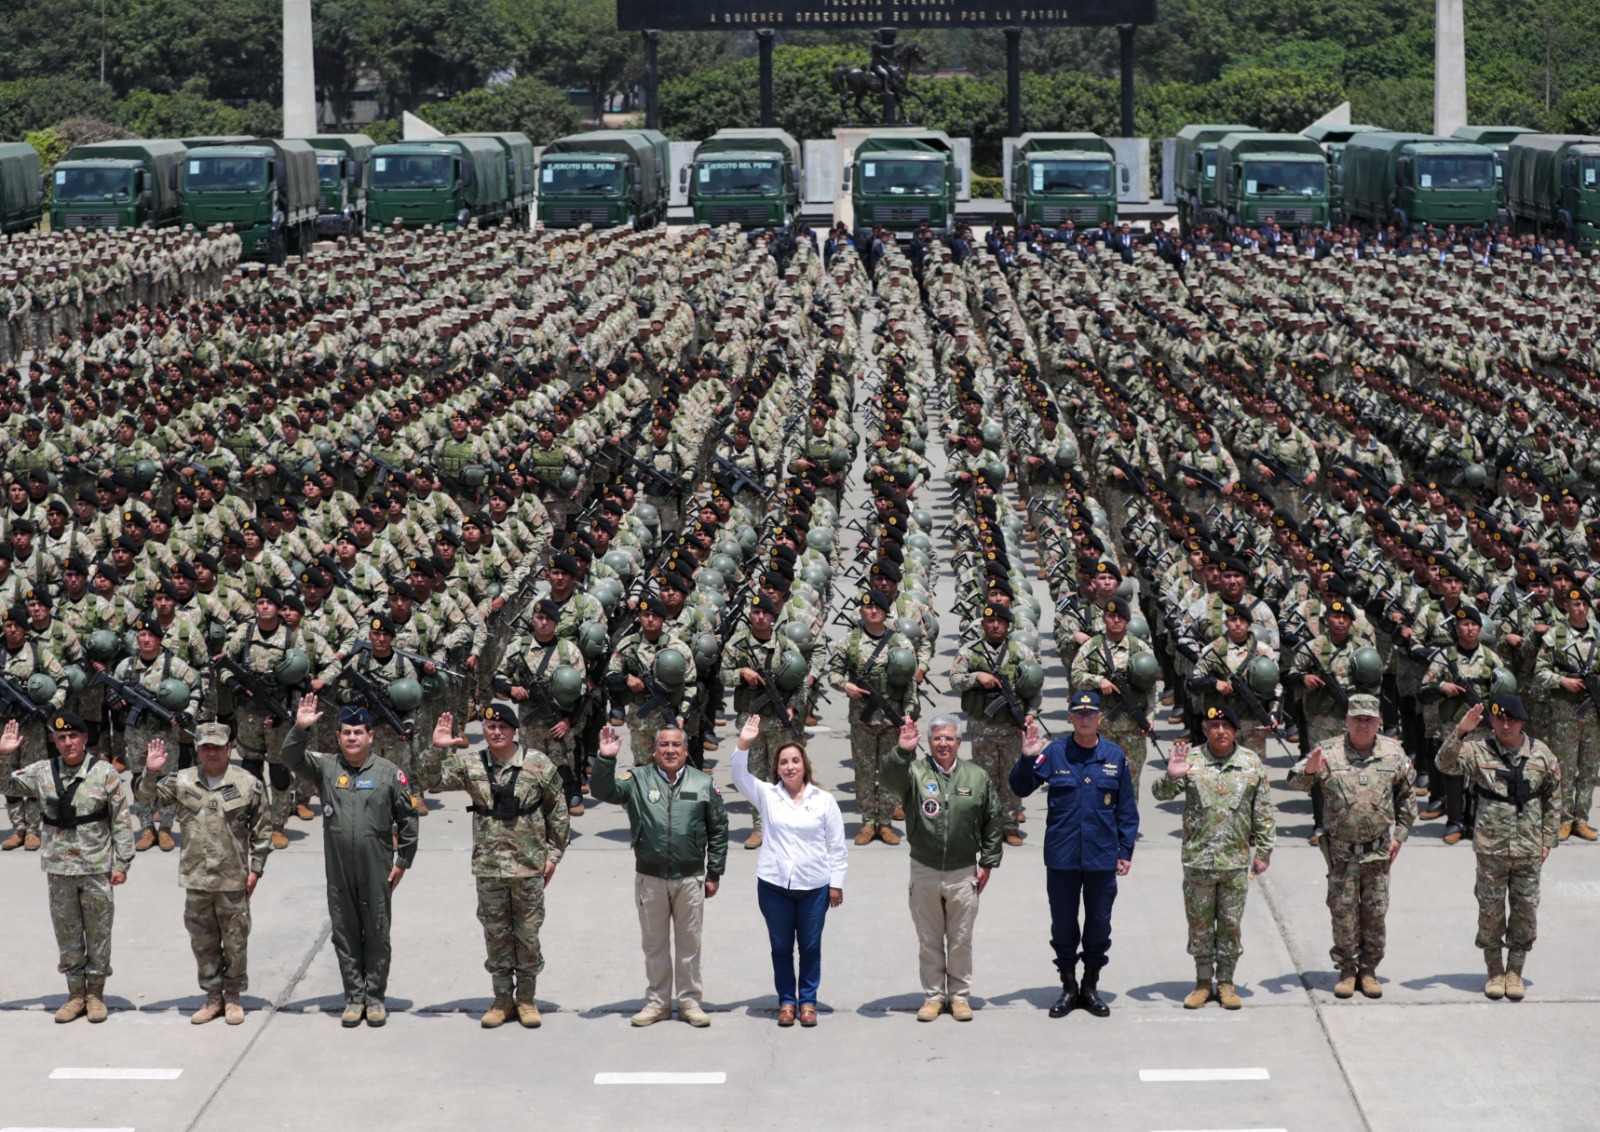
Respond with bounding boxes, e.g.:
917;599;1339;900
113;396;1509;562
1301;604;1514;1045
417;77;583;142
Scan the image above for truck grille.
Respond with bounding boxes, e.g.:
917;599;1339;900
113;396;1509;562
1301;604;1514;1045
1264;207;1314;225
64;213;119;229
708;205;769;225
550;206;609;224
1041;206;1101;224
877;205;931;224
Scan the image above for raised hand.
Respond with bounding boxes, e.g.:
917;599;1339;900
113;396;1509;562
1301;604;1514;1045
598;724;622;760
0;719;21;758
145;738;168;776
738;714;761;747
1166;740;1190;778
1457;701;1485;734
432;712;456;749
897;713;920;751
1021;714;1046;759
295;693;323;730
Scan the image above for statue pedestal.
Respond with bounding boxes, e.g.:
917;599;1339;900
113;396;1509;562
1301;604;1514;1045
833;126;876;231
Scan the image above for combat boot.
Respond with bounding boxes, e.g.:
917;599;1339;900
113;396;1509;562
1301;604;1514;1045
516;1002;542;1028
224;993;245;1025
1;832;22;850
271;830;289;850
853;824;876;846
1575;821;1598;841
135;828;156;852
916;997;943;1022
1358;969;1382;999
480;997;515;1029
1048;970;1078;1018
744;829;763;849
1182;980;1213;1009
340;1001;365;1027
1504;951;1527;1001
1559;822;1572;841
365;1000;387;1027
23;832;39;850
191;993;224;1025
1076;968;1111;1017
877;826;901;846
1483;950;1505;1000
85;980;108;1022
1334;968;1358;998
158;830;176;852
296;801;316;821
56;982;87;1024
1216;982;1242;1010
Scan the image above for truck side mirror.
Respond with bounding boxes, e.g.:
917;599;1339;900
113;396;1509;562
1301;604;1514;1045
1231;163;1242;191
1117;163;1130;194
269;160;283;190
458;159;474;188
678;165;690;193
168;164;179;192
842;166;853;192
351;161;364;188
787;162;798;187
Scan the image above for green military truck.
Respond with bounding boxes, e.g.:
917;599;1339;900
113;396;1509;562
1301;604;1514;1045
180;138;320;260
1505;134;1600;248
306;134;374;237
1340;132;1501;232
367;136;510;231
1008;133;1119;228
537;130;670;229
846;128;959;247
455;132;537;228
48;140;187;231
682;128;802;229
1208;132;1330;230
1171;124;1258;237
0;142;43;233
1303;124;1382;215
1451;125;1534;193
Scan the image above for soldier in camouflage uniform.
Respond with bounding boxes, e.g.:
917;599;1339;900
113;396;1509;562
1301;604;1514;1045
1152;705;1274;1009
721;593;809;849
110;615;202;851
1436;696;1560;1001
1189;604;1278;757
331;616;430;815
0;606;69;849
1289;695;1417;999
501;600;588;814
824;587;917;837
0;711;135;1023
605;596;692;766
1530;587;1600;841
1070;596;1159;793
1419;606;1506;844
425;703;568;1029
949;603;1039;846
136;722;272;1024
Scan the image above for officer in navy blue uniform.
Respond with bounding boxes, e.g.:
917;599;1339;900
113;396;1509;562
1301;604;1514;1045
1010;691;1139;1018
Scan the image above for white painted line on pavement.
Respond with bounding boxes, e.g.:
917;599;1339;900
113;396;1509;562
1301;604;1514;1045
1140;1068;1270;1082
49;1068;183;1080
1151;1128;1287;1132
594;1072;726;1085
3;1127;137;1131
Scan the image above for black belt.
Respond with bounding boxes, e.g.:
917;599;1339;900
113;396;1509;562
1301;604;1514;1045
1329;834;1389;855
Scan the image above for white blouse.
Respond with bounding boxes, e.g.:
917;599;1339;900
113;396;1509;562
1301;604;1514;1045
731;747;848;891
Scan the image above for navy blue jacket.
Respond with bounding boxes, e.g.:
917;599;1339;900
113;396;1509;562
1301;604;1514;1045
1010;736;1139;872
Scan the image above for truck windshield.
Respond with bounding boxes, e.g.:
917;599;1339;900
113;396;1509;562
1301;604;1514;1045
186;156;267;192
1031;160;1112;195
1242;160;1324;196
697;160;780;196
53;167;133;202
371;155;452;190
1417;155;1494;190
541;161;622;196
316;156;342;188
1582;157;1600;190
859;159;943;195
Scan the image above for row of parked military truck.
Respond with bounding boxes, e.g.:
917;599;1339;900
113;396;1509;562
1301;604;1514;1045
2;122;1596;255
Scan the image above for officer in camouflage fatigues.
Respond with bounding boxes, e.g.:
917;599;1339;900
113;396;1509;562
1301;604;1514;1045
1289;695;1417;998
830;590;919;845
1070;596;1158;793
134;721;272;1024
0;711;135;1023
1436;695;1560;1000
424;703;569;1028
1530;588;1600;840
950;603;1041;844
111;615;202;850
1419;607;1506;842
1152;705;1274;1008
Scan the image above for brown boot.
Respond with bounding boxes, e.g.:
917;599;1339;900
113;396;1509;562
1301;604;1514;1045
1333;968;1358;999
1504;950;1527;1001
158;830;177;852
876;825;901;846
191;993;224;1025
516;1001;543;1028
1559;822;1573;841
412;795;429;817
56;984;87;1024
1575;821;1598;841
223;992;245;1025
1004;830;1025;847
23;832;40;851
1182;980;1213;1009
743;829;763;850
480;997;515;1029
135;828;157;852
892;803;906;821
271;830;289;850
85;980;108;1023
1;832;23;851
1216;982;1243;1010
1484;949;1505;1001
296;802;316;821
853;824;877;846
1358;969;1382;999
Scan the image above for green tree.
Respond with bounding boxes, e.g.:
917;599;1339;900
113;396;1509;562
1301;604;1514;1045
499;0;635;117
368;0;514;113
0;78;116;141
1349;76;1435;133
419;77;582;142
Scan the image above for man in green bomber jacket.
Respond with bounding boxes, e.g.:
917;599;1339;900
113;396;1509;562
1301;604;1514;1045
591;721;728;1029
883;713;1005;1024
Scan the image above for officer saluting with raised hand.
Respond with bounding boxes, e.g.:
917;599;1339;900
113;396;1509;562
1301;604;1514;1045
279;692;419;1028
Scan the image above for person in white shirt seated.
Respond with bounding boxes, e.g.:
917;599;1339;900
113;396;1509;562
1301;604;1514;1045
730;714;847;1028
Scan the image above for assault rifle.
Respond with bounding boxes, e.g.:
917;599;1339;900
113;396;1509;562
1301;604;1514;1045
90;671;194;734
983;672;1031;729
749;664;806;742
0;673;50;722
212;657;294;725
332;652;415;740
1176;463;1229;495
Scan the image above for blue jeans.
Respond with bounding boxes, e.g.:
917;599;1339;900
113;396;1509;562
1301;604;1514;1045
756;879;830;1006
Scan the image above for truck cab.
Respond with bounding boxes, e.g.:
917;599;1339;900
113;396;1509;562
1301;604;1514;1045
48;140;186;231
1505;134;1600;248
846;129;958;247
1212;132;1330;230
1171;124;1257;237
1450;125;1533;196
180;140;319;261
367;138;507;231
306;134;374;237
1342;132;1500;232
1009;133;1119;228
537;130;669;230
682;128;802;229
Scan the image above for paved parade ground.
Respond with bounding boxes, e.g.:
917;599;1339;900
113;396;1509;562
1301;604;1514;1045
0;398;1595;1132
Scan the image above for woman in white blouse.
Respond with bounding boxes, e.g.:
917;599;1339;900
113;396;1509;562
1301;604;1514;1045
730;714;847;1027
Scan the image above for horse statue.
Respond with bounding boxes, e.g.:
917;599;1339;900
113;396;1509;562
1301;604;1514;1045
831;42;929;123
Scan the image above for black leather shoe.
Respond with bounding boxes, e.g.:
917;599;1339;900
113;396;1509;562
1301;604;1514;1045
1048;974;1078;1018
1077;971;1111;1017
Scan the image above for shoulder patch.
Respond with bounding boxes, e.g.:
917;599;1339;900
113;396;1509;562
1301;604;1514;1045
618;771;633;781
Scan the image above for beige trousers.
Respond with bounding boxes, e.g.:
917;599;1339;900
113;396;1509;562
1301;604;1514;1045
909;859;980;1001
636;873;705;1011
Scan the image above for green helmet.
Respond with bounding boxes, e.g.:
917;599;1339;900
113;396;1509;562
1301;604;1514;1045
1247;656;1280;698
25;673;56;704
420;672;449;699
577;621;610;663
1054;436;1080;468
802;563;832;592
736;525;759;555
314;439;335;462
829;446;852;472
806;527;835;555
131;459;159;489
549;665;584;710
1012;629;1039;654
893;613;924;643
654;648;689;690
588;577;622;616
1127;615;1150;642
1011;603;1037;628
714;538;743;564
691;632;722;676
708;553;740;583
1350;646;1384;688
274;648;311;686
1001;514;1025;543
1015;660;1046;702
907;548;933;573
906;532;933;554
1115;578;1137;601
86;629;123;663
694;567;726;593
602;550;635;581
906;434;926;455
781;621;816;658
484;581;503;599
1463;463;1487;489
1490;667;1517;696
885;646;917;689
774;649;809;693
1015;593;1042;624
911;507;932;531
460;464;488;489
701;589;728;614
386;677;424;712
981;422;1004;451
61;664;88;694
1128;650;1162;692
634;502;660;530
154;678;192;712
557;466;580;493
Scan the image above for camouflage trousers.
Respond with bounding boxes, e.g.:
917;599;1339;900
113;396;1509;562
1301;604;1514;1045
521;722;576;771
1104;721;1150;798
968;720;1023;831
48;873;114;985
478;875;547;1000
1183;867;1250;981
1326;857;1390;970
126;724;176;831
184;888;251;994
736;714;789;832
236;704;294;832
1474;854;1542;953
848;720;900;826
627;711;677;767
643;493;682;537
1545;714;1600;824
370;727;419;801
2;719;49;835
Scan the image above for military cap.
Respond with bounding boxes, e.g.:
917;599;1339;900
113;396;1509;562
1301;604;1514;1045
1069;691;1102;714
1203;704;1240;728
338;705;373;728
193;721;231;747
48;711;89;734
751;594;779;616
550;552;581;575
871;559;902;583
1346;693;1381;717
1453;606;1483;626
253;585;283;606
981;603;1013;624
861;590;892;613
639;595;668;617
1223;603;1253;623
1489;695;1529;721
369;614;396;635
1104;597;1132;619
